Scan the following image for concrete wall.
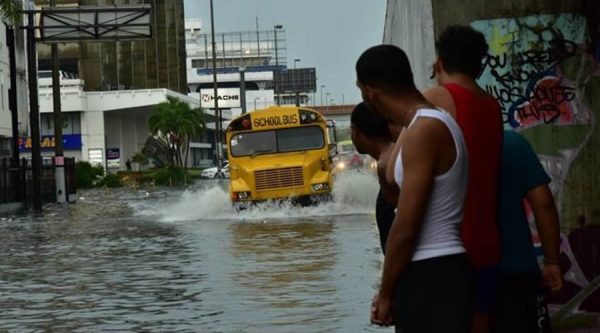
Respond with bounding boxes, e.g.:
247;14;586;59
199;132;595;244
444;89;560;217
471;12;600;328
382;0;436;90
385;0;600;329
80;111;105;165
104;108;151;172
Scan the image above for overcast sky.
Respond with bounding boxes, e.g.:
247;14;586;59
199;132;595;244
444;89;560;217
183;0;387;105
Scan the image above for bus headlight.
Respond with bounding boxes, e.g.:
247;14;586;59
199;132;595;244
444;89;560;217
336;162;346;170
235;191;251;200
311;183;329;192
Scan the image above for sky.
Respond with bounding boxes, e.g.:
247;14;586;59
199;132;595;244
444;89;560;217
183;0;387;105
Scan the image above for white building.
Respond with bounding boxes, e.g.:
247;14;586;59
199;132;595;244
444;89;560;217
0;21;31;158
16;78;206;171
184;19;315;113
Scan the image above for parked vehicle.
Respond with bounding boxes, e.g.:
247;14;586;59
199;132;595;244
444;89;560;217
201;163;229;179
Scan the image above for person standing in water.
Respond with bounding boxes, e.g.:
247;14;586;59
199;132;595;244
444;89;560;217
350;102;399;253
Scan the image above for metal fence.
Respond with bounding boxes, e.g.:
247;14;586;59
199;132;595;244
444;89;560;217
0;158;26;204
0;157;77;207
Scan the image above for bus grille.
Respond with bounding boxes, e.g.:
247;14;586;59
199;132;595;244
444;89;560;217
255;167;304;191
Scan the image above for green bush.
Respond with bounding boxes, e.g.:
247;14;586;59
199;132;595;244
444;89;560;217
151;166;189;186
75;161;104;188
96;174;123;188
131;152;149;165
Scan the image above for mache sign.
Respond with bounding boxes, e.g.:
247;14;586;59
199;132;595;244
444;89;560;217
200;88;241;109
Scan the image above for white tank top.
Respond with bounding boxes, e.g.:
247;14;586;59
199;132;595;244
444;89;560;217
394;108;468;261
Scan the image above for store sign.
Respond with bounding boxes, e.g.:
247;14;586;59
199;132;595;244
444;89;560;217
107;148;121;168
18;134;82;152
88;149;103;166
200;88;241;109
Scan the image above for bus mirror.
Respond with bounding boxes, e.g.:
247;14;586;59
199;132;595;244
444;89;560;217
329;143;338;157
326;120;337;144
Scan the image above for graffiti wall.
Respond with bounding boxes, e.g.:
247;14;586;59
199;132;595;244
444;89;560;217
472;14;600;331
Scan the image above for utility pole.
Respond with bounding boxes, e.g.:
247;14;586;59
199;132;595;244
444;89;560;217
7;25;19;167
209;0;221;168
50;0;66;203
50;0;62;157
293;59;300;106
26;12;42;212
255;16;260;62
320;85;325;106
240;67;247;114
273;25;282;105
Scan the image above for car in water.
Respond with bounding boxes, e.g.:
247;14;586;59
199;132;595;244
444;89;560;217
200;163;229;179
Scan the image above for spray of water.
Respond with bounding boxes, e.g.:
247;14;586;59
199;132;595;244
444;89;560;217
139;170;380;222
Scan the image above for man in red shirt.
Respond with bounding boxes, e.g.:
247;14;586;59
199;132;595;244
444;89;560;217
424;25;503;333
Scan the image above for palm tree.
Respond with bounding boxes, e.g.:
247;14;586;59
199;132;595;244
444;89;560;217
149;96;205;168
1;0;22;26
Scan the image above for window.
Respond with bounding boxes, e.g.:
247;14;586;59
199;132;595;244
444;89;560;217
230;126;324;157
278;126;324;152
191;58;205;68
230;131;276;157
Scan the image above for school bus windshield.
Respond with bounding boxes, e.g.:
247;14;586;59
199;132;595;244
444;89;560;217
230;126;325;157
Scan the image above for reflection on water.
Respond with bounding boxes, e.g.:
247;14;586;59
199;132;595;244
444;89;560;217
230;220;336;304
0;171;389;332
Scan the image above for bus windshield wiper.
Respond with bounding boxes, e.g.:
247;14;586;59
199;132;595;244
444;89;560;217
250;149;273;158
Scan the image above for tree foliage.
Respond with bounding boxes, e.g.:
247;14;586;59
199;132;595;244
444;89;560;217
1;0;22;26
149;96;205;168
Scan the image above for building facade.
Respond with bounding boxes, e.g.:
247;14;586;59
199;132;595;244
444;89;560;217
35;0;187;94
20;0;197;171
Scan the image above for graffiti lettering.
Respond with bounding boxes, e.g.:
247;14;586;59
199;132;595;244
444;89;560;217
479;38;579;128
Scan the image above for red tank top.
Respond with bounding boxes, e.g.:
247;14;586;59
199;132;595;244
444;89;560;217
444;83;503;269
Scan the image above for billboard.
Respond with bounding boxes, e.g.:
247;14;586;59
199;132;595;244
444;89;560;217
274;68;317;93
200;88;241;109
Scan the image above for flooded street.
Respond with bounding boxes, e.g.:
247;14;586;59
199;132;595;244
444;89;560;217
0;172;391;332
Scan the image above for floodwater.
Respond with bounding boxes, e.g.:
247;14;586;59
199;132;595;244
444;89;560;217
0;171;392;332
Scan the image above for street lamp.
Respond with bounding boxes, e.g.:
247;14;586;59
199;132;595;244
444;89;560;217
293;59;301;106
209;0;221;168
273;24;283;106
240;66;247;114
320;85;325;106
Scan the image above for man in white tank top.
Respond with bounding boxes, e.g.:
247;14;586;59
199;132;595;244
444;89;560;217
356;45;472;333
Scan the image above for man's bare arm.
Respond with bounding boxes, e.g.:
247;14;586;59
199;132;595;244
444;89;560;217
526;184;562;291
526;185;560;264
379;123;439;301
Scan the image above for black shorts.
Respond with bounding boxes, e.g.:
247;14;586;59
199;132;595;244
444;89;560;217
392;253;474;333
375;189;395;254
492;273;552;333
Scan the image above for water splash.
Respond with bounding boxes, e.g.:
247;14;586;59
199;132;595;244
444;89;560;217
140;171;380;222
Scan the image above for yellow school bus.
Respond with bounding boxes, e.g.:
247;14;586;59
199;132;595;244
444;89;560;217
225;106;337;204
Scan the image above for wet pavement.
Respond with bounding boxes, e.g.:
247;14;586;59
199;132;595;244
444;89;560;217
0;172;392;332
